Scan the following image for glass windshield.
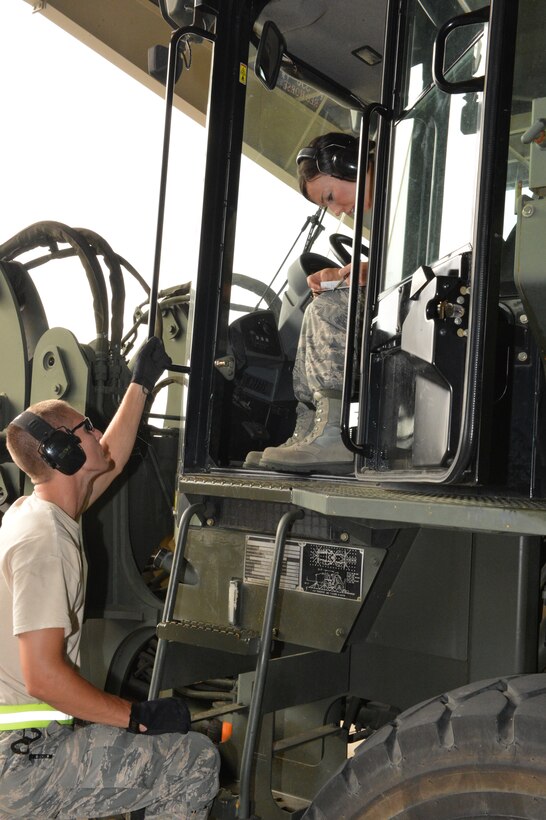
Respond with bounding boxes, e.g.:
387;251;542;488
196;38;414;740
214;46;372;467
383;37;484;291
402;0;489;110
229;47;367;319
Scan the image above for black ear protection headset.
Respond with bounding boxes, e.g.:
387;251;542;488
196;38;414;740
11;411;87;475
296;138;359;181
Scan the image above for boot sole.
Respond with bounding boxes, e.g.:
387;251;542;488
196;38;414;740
259;460;354;476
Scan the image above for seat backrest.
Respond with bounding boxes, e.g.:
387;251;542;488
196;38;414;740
277;252;340;358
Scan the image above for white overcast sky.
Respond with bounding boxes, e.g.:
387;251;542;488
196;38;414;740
0;0;338;345
0;0;209;342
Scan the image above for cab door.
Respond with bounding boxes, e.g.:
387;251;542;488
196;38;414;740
355;0;519;483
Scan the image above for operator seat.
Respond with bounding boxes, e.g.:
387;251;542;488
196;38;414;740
277;251;340;359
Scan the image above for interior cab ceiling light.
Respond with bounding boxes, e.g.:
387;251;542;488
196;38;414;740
353;45;382;65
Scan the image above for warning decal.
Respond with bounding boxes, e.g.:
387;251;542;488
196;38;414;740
244;535;363;600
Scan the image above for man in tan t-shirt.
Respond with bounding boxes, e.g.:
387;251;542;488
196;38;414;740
0;337;219;819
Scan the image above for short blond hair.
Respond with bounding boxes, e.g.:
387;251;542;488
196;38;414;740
7;400;78;482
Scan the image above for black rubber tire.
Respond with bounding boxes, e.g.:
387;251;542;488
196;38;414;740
303;675;546;819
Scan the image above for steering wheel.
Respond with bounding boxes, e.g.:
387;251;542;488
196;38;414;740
231;273;282;321
329;233;369;267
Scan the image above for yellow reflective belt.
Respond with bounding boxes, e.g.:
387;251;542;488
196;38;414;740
0;703;74;730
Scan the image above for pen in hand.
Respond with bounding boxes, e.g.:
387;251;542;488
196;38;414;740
333;270;351;289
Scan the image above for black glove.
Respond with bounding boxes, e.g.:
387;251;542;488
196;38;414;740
128;696;191;735
131;337;172;394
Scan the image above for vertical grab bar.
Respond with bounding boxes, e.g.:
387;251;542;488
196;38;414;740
148;501;204;700
147;23;214;375
432;6;489;95
238;508;304;819
340;102;388;456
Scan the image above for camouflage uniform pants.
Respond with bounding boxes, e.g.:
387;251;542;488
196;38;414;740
0;721;219;818
293;288;361;406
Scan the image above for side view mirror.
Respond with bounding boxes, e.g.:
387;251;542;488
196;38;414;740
255;20;286;90
148;44;183;86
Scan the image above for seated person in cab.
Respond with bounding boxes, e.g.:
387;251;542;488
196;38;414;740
244;132;373;475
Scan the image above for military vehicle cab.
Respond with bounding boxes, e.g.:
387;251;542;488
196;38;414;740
3;0;546;817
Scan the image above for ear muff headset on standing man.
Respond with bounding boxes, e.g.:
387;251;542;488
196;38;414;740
11;411;87;475
296;137;359;181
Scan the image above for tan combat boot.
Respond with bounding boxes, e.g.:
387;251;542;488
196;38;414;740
242;403;315;468
259;390;354;475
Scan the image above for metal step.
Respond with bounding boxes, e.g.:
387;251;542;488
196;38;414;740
157;618;260;655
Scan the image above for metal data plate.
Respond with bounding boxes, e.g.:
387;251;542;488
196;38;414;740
245;535;364;601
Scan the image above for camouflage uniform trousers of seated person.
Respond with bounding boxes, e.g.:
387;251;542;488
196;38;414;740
0;718;219;819
292;287;354;407
246;287;364;474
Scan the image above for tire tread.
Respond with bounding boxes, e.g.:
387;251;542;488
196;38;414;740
303;674;546;819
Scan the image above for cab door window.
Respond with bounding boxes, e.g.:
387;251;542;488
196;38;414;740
358;2;488;479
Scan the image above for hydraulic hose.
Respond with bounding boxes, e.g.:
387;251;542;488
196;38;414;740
0;221;109;341
75;228;125;349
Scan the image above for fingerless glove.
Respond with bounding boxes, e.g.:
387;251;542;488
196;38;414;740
127;696;191;735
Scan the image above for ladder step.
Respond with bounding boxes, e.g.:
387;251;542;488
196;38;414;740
157;619;260;655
